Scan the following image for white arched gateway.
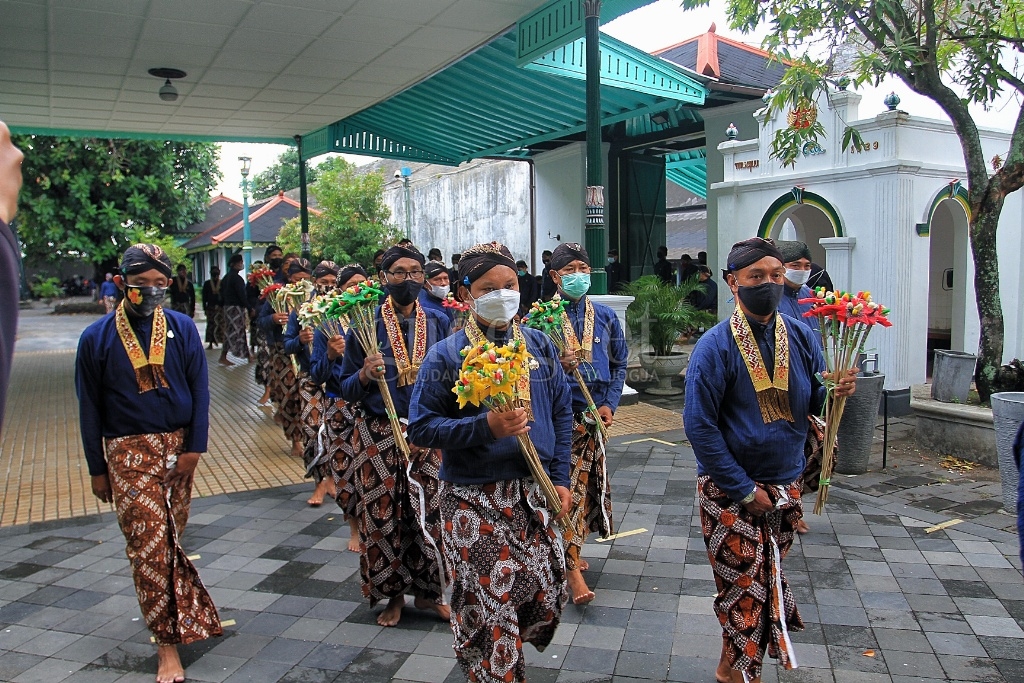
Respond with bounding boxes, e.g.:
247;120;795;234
709;89;1023;400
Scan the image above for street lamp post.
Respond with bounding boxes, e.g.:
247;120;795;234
239;156;252;270
397;166;412;240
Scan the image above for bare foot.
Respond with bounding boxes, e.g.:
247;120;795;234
347;517;361;553
218;358;234;367
567;568;594;605
578;559;590;571
796;519;810;534
414;596;451;621
307;478;329;507
377;595;404;627
290;439;304;458
156;644;185;683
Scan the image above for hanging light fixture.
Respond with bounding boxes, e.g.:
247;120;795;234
148;68;186;102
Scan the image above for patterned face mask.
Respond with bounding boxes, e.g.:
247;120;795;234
124;285;167;317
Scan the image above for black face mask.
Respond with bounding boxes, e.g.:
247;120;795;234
737;282;784;317
268;257;283;270
124;285;167;318
387;280;423;306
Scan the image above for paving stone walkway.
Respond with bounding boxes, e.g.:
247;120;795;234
0;432;1020;683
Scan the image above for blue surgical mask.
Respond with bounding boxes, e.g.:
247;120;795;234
559;273;591;300
607;257;615;264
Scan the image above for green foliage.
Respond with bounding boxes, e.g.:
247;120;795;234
624;275;717;356
15;136;221;270
277;157;399;269
30;276;63;300
251;148;320;201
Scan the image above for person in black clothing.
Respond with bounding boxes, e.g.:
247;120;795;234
540;249;556;300
515;259;540;317
606;249;626;292
202;266;225;349
169;264;196;317
654;246;674;284
372;249;386;273
678;254;699;285
697;250;707;266
688;264;718;313
807;262;834;292
220;254;250;366
0;120;23;438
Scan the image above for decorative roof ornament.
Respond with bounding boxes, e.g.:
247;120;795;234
725;122;739;140
884;91;901;111
787;101;818;130
762;89;773;105
835;75;851;91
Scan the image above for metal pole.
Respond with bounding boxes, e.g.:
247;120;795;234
240;164;252;271
403;176;412;240
295;135;311;260
583;0;607;294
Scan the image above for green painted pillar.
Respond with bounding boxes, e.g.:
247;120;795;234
294;135;311;260
583;0;607;294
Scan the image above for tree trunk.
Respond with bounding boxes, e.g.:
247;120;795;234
969;186;1005;403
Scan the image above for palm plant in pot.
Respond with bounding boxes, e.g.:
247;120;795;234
625;275;717;395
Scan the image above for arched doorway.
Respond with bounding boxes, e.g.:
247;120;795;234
758;188;842;265
921;183;972;370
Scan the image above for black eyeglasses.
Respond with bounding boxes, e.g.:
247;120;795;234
385;270;425;282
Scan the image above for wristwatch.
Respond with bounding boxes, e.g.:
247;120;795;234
740;488;758;505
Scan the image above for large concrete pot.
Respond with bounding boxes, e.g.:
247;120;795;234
931;350;977;403
638;352;689;396
836;373;886;475
991;392;1024;513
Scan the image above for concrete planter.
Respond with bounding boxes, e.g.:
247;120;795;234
638;352;689;396
931;350;977;403
991;392;1024;514
911;385;996;467
836;373;886;474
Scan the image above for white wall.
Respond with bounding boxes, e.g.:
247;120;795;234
533;143;586;269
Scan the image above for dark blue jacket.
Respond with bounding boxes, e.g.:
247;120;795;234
779;284;820;334
418;288;455;323
76;308;209;476
337;304;450;419
562;296;628;414
283;309;311;375
256;300;285;343
408;325;573;487
684;312;827;502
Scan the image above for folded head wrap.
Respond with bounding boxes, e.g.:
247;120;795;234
380;244;425;272
312;260;339;279
549;242;590;272
723;237;785;277
337;264;367;287
458;242;518;285
288;258;312;276
776;240;812;264
424;260;447;280
120;244;173;278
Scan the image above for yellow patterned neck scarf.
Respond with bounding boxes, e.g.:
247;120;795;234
561;296;595;362
465;318;533;419
381;296;427;387
729;306;793;424
115;301;169;393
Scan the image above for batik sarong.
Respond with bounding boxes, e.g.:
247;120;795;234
223;305;248;358
698;475;803;681
442;479;568;683
268;342;302;440
325;397;360;517
103;295;117;314
562;415;613;571
205;305;226;345
347;413;445;607
297;373;327;480
251;325;269;386
105;430;222;646
801;415;832;494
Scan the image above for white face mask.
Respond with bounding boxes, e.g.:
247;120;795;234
785;268;811;286
470;288;521;326
428;284;449;300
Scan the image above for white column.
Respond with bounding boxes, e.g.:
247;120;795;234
828;90;861;168
819;236;856;291
591;294;637;397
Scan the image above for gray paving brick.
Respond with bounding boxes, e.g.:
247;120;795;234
926;631;988;656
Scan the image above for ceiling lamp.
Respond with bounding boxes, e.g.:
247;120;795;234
148;68;186;102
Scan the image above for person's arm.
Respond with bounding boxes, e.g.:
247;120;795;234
202;282;212;310
682;340;757;502
310;329;331;386
255;300;277;334
181;322;210;454
282;311;302;355
604;312;628;412
807;331;828;416
545;336;574;488
407;343;495;449
75;330;109;476
338;327;371;402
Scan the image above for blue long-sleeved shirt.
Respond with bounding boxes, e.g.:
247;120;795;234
408;326;573;487
337;304;451;418
283;309;312;374
779;284;820;334
98;281;118;298
75;308;210;476
563;296;628;413
683;311;827;502
256;299;285;343
310;327;347;397
418;289;455;323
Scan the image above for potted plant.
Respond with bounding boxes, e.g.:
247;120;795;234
625;275;717;395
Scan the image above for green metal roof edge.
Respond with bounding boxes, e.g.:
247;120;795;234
8;126;295;145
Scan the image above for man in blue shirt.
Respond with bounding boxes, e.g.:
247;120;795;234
684;237;856;683
337;244;450;628
99;273;120;313
417;259;454;322
776;240;821;333
409;241;572;683
76;244;221;683
547;242;628;605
